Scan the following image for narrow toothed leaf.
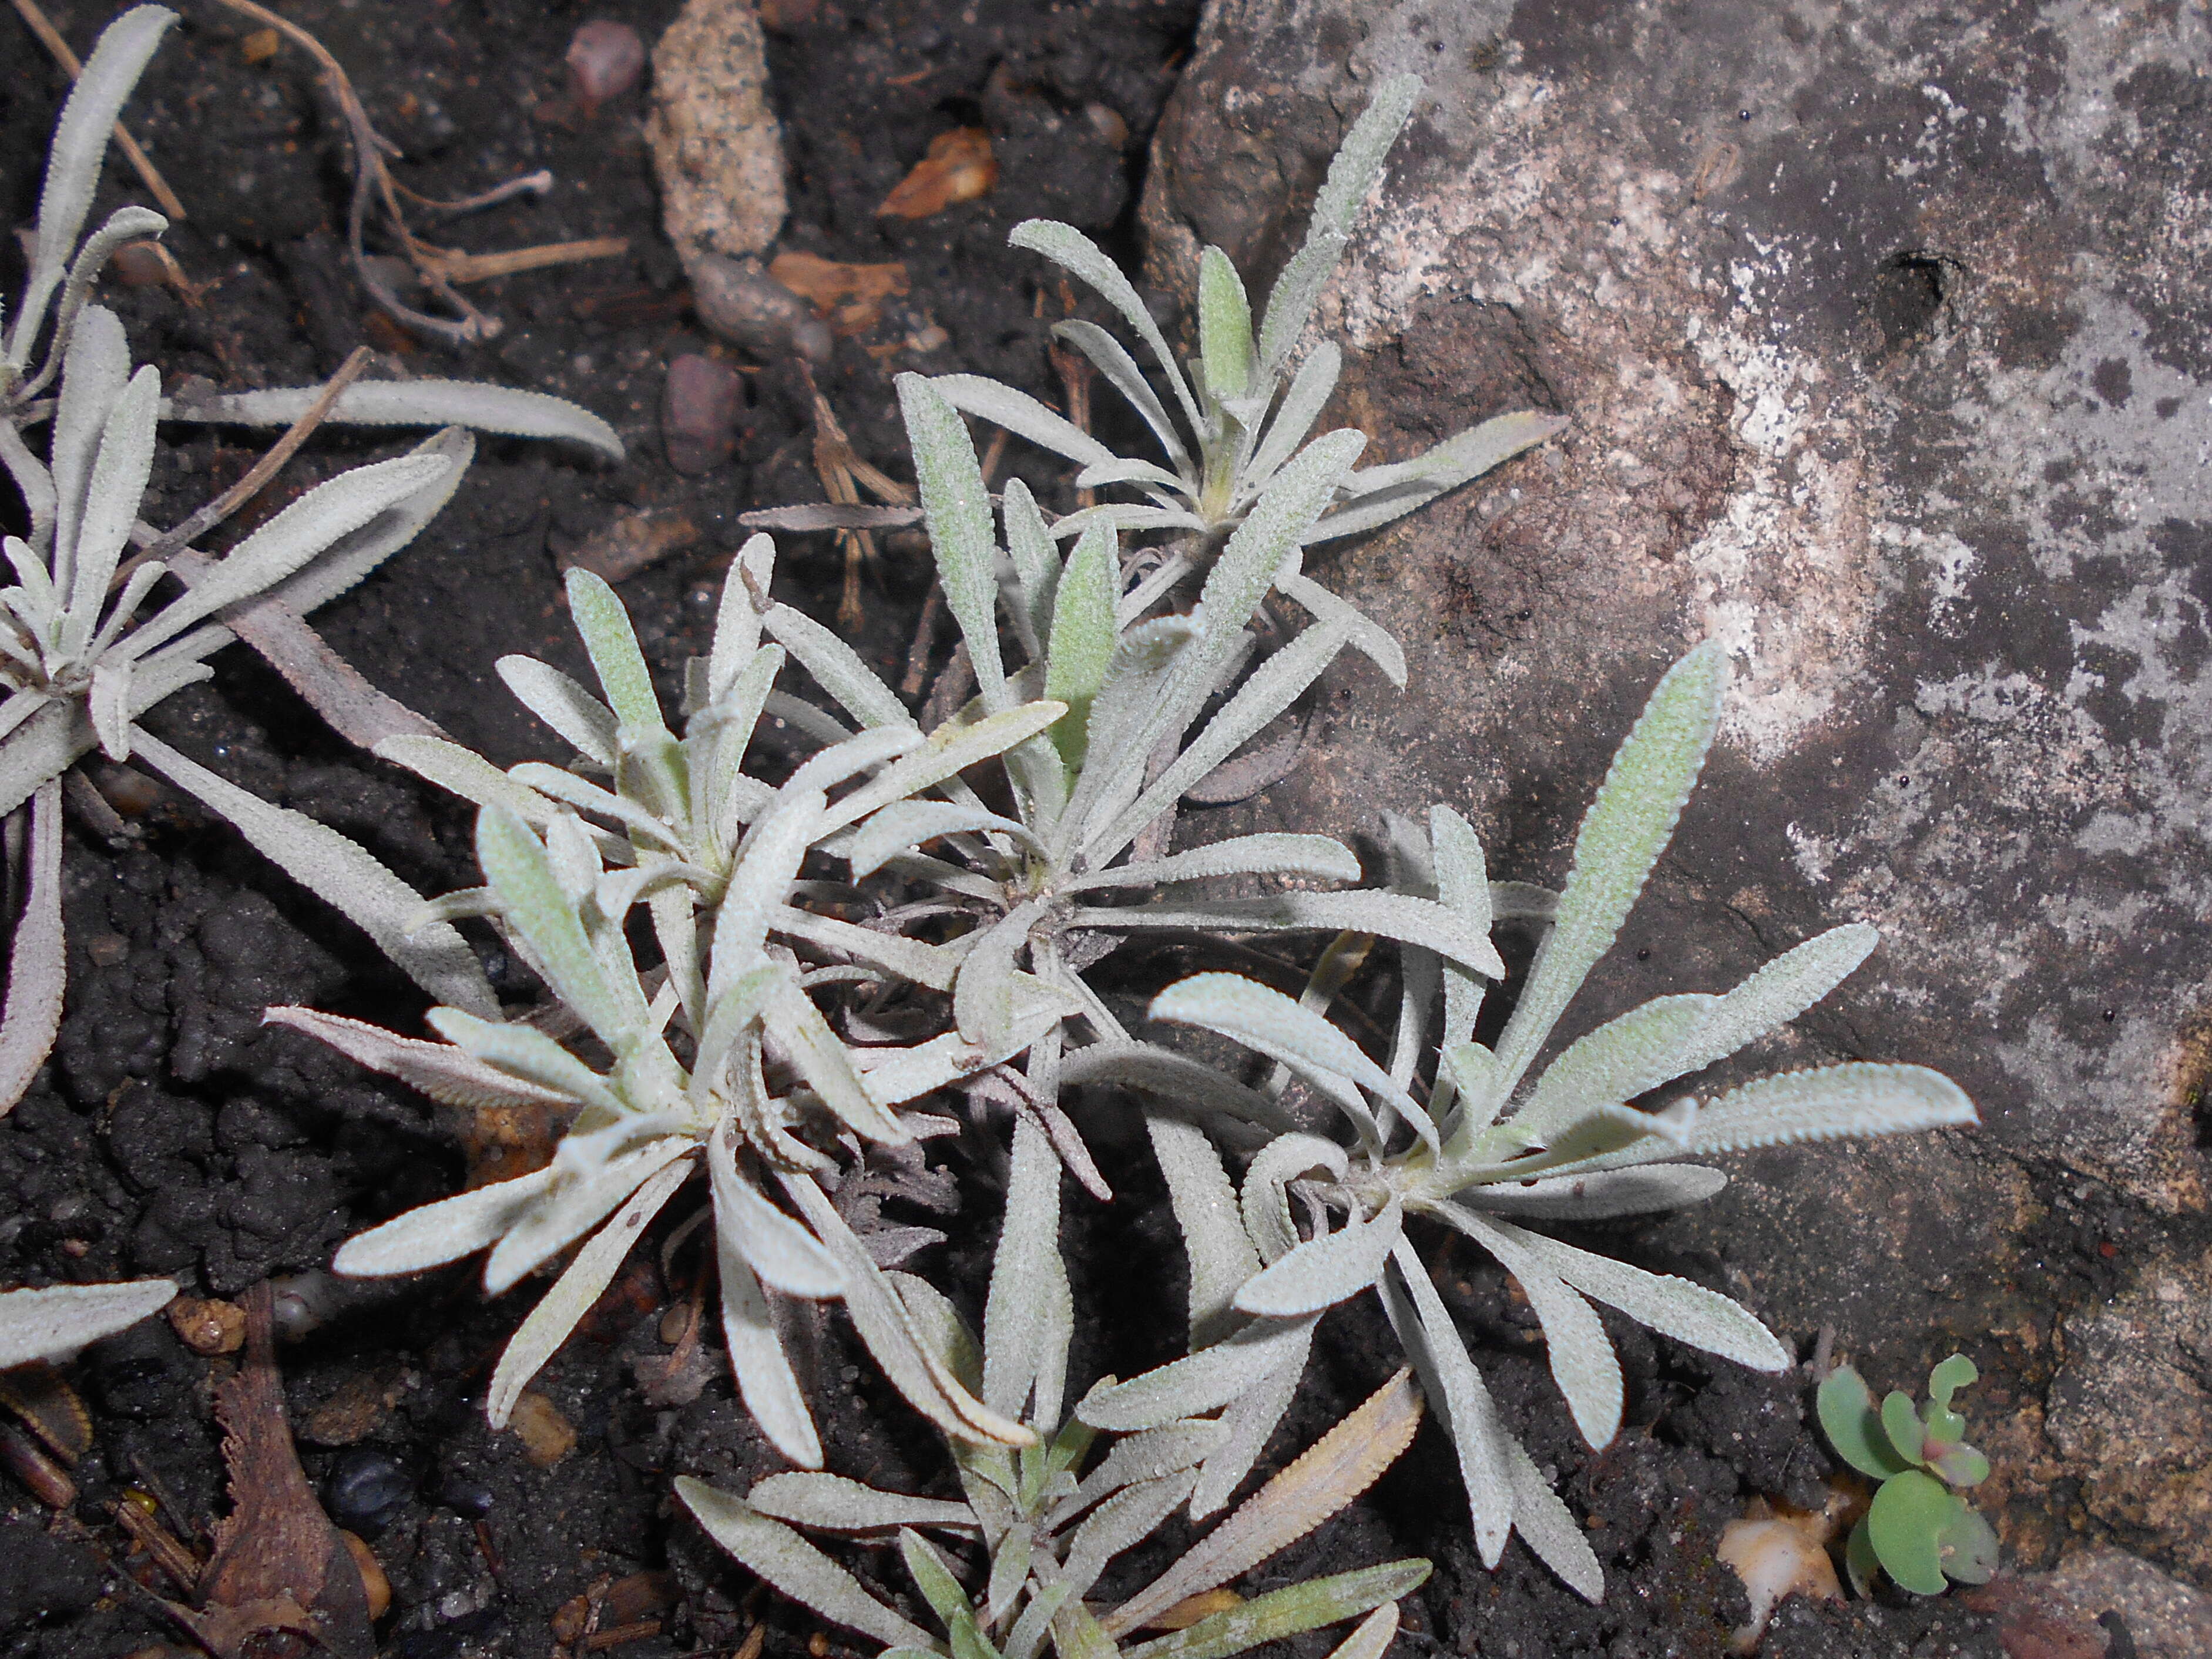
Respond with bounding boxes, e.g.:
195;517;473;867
1118;1561;1431;1659
1230;1197;1401;1318
167;380;624;458
0;1277;176;1369
931;374;1120;471
1379;1245;1514;1566
565;567;663;730
134;734;497;1017
983;1114;1070;1422
333;1166;559;1277
497;656;620;766
849;800;1036;880
1043;522;1117;770
748;1473;975;1533
488;1154;690;1426
1431;1206;1623;1449
1102;1370;1421;1637
1196;247;1256;402
708;1119;843;1298
1471;1214;1788;1372
677;1482;937;1650
1008;221;1203;432
0;782;65;1115
1078;1315;1321;1433
1145;1112;1260;1349
819;701;1066;834
1659;1063;1979;1157
1070;834;1360;892
1454;1164;1727;1220
1051;320;1193;476
1491;645;1727;1100
900;374;1011;710
482;1137;690;1297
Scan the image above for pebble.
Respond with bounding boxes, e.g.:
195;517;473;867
327;1447;411;1533
435;1468;495;1519
506;1391;576;1468
687;253;831;363
566;21;646;117
165;1298;245;1356
662;354;743;473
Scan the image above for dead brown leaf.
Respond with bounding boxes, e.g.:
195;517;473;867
769;252;911;335
875;127;996;219
161;1283;375;1659
1100;1369;1423;1638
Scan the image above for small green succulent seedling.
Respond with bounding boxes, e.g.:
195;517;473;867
272;554;1074;1466
1817;1354;1999;1596
679;1118;1429;1659
932;76;1562;555
1083;647;1980;1601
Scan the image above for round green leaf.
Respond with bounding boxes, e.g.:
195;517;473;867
1817;1366;1911;1479
1881;1389;1929;1466
1866;1469;1958;1595
1935;1500;2001;1586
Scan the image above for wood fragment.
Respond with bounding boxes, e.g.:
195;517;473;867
416;236;629;286
876;127;995;219
112;1497;202;1594
160;1282;375;1659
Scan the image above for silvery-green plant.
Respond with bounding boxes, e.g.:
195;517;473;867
678;1118;1429;1659
1079;646;1979;1600
790;374;1506;1195
0;1277;176;1370
1;8;622;465
0;306;502;1112
931;76;1562;555
268;553;1075;1466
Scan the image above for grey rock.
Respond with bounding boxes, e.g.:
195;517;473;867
1142;0;2212;1579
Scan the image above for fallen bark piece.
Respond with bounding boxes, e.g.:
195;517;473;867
163;1283;375;1659
877;127;995;219
768;253;910;334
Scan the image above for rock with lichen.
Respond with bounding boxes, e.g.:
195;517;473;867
1139;0;2212;1593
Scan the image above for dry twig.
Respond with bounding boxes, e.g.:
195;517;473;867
208;0;622;346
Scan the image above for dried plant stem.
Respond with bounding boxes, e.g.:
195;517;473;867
127;347;374;577
207;0;569;347
9;0;187;221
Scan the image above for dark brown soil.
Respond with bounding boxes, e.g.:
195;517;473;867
0;4;2012;1656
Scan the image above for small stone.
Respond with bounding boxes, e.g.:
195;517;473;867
302;1374;389;1447
662;355;743;473
436;1467;495;1519
165;1297;244;1356
327;1448;411;1533
566;21;646;117
507;1391;576;1467
85;933;129;967
687;253;831;363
